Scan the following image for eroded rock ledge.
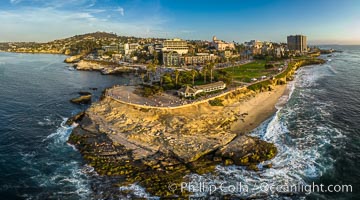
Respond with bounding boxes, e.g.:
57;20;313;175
74;60;137;75
68;94;277;197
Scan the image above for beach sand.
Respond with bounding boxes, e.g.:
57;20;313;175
230;84;288;133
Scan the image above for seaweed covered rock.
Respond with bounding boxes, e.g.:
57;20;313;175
67;93;280;198
217;135;277;168
65;111;85;126
70;94;92;104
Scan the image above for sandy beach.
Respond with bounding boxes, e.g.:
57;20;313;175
230;84;288;133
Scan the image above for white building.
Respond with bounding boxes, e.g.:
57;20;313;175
102;44;118;52
124;43;140;55
210;36;235;51
178;81;226;98
162;38;188;55
275;47;285;57
163;51;183;66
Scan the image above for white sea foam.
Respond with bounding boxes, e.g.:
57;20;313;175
326;65;337;74
184;64;343;198
23;156;92;199
43;118;73;143
37;115;57;126
23;118;92;199
119;184;160;199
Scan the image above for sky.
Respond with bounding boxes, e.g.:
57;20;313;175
0;0;360;44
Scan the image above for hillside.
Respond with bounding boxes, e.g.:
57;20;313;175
0;32;144;55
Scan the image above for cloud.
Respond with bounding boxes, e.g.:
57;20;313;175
87;0;96;7
10;0;22;4
84;8;106;14
116;7;125;16
0;7;168;42
9;0;98;8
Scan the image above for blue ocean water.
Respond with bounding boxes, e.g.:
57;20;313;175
0;53;130;199
0;47;359;199
188;46;360;199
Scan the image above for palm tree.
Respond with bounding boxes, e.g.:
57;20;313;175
191;69;197;85
231;59;235;83
202;65;207;84
153;50;159;64
208;62;215;83
175;69;180;86
147;63;156;81
153;59;162;86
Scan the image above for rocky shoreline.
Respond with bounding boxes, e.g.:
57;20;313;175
70;59;141;75
66;58;325;198
68;94;277;197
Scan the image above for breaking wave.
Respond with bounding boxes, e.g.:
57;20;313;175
187;63;345;199
21;119;92;199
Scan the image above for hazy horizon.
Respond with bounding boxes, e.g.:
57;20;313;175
1;0;360;45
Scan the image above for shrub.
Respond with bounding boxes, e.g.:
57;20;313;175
265;63;275;69
209;98;224;106
142;85;163;97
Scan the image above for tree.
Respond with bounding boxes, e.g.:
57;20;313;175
208;62;215;83
175;69;180;86
191;69;197;85
162;73;175;90
202;65;208;84
147;63;156;81
153;58;161;86
153;52;159;65
231;59;235;83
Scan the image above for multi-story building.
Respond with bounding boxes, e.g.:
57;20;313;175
102;44;118;52
210;36;235;51
163;51;184;66
124;43;140;55
154;43;163;52
287;35;307;53
245;40;263;48
163;52;218;66
244;40;263;55
261;42;273;55
275;47;285;58
183;53;217;65
162;38;188;54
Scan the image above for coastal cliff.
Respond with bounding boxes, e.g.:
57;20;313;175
74;60;137;75
68;88;279;197
64;55;83;63
247;58;325;92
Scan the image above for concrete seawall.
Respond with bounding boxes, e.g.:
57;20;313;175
106;86;249;110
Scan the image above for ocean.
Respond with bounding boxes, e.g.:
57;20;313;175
188;46;360;199
0;47;359;199
0;53;130;199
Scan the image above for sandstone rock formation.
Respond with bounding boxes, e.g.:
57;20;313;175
68;91;277;197
64;54;83;63
70;94;92;104
74;60;137;75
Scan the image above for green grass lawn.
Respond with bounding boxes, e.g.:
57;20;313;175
223;60;278;82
